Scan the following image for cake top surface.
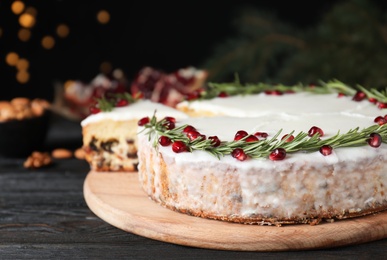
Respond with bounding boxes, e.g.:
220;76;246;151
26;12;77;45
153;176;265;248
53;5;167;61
80;100;188;126
139;89;387;165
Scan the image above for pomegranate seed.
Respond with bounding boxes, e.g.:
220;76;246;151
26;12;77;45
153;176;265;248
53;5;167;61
352;91;366;101
218;91;228;98
337;93;346;98
116;99;129;107
162;117;175;130
185;90;202;100
231;148;248;161
164;116;176;123
138;117;150;126
208;136;221;147
187;130;205;141
234;130;248;141
254;132;268;138
374;116;387;125
308;126;324;137
158;136;172;146
281;134;294;142
245;135;259;142
319;145;333;156
272;90;283;95
264;90;273;95
89;106;101;114
378;102;387;109
172;141;188;153
369;97;378;104
183;125;196;133
368;133;382;148
269;148;286;161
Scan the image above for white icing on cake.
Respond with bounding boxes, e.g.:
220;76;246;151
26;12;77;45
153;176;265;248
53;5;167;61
81;100;188;126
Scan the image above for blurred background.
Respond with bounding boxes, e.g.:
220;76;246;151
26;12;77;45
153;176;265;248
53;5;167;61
1;0;387;102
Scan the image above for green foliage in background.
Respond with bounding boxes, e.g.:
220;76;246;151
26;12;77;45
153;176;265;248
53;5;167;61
202;0;387;88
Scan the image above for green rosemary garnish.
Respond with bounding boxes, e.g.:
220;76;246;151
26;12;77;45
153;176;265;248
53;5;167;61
198;78;360;100
96;96;114;112
94;91;142;112
141;114;387;160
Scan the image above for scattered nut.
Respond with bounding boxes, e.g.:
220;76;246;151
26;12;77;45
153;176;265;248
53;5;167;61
74;147;86;160
51;148;73;159
24;151;52;169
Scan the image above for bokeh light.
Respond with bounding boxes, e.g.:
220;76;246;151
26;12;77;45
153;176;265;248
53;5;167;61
11;1;25;15
18;28;31;42
24;6;38;17
19;13;36;28
100;61;112;74
41;36;55;49
97;10;110;24
16;59;30;71
56;24;70;38
5;52;19;66
16;70;30;84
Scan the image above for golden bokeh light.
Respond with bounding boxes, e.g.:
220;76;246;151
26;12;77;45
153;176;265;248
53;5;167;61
16;58;30;70
97;10;110;24
41;35;55;49
56;24;70;38
11;1;25;15
18;28;31;42
100;61;112;74
19;13;36;28
24;6;38;16
5;52;19;66
16;70;30;84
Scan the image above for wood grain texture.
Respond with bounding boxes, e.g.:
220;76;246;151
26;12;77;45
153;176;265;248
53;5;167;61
84;171;387;252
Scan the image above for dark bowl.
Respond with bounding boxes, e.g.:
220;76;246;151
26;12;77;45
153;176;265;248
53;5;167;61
0;111;51;157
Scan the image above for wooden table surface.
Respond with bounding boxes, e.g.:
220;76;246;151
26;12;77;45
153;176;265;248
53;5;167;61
1;115;387;259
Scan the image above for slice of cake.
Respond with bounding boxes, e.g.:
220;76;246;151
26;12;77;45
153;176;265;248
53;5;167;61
137;82;387;225
81;100;187;171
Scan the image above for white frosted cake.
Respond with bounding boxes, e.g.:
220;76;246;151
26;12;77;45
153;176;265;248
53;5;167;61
137;86;387;225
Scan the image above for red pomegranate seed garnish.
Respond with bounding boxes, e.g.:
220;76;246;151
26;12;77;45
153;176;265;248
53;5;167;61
352;91;366;101
374;116;387;126
89;106;101;114
164;116;176;123
183;125;196;133
272;90;283;95
162;117;175;130
245;135;259;142
208;136;221;147
116;99;129;107
269;148;286;161
378;102;387;109
264;90;273;95
319;145;333;156
172;141;188;153
369;97;378;104
231;148;248;161
368;133;382;148
158;136;172;146
337;93;346;98
138;117;150;126
254;132;268;138
218;91;228;98
308;126;324;137
187;130;206;141
234;130;248;141
281;134;294;142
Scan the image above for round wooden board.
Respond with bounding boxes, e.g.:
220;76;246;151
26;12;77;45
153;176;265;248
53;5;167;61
83;171;387;251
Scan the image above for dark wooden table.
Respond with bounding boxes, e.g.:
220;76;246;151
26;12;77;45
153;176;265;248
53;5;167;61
1;115;387;259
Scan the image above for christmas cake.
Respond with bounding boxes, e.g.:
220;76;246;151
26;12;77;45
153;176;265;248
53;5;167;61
137;81;387;225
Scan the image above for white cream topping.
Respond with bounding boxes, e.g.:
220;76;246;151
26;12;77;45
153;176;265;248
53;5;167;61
81;100;188;126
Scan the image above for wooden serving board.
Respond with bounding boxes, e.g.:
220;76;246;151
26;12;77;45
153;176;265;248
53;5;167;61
83;171;387;251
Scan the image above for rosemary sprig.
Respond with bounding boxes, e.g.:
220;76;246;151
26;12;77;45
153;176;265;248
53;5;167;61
199;78;363;100
94;91;142;112
96;96;114;112
142;114;387;160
